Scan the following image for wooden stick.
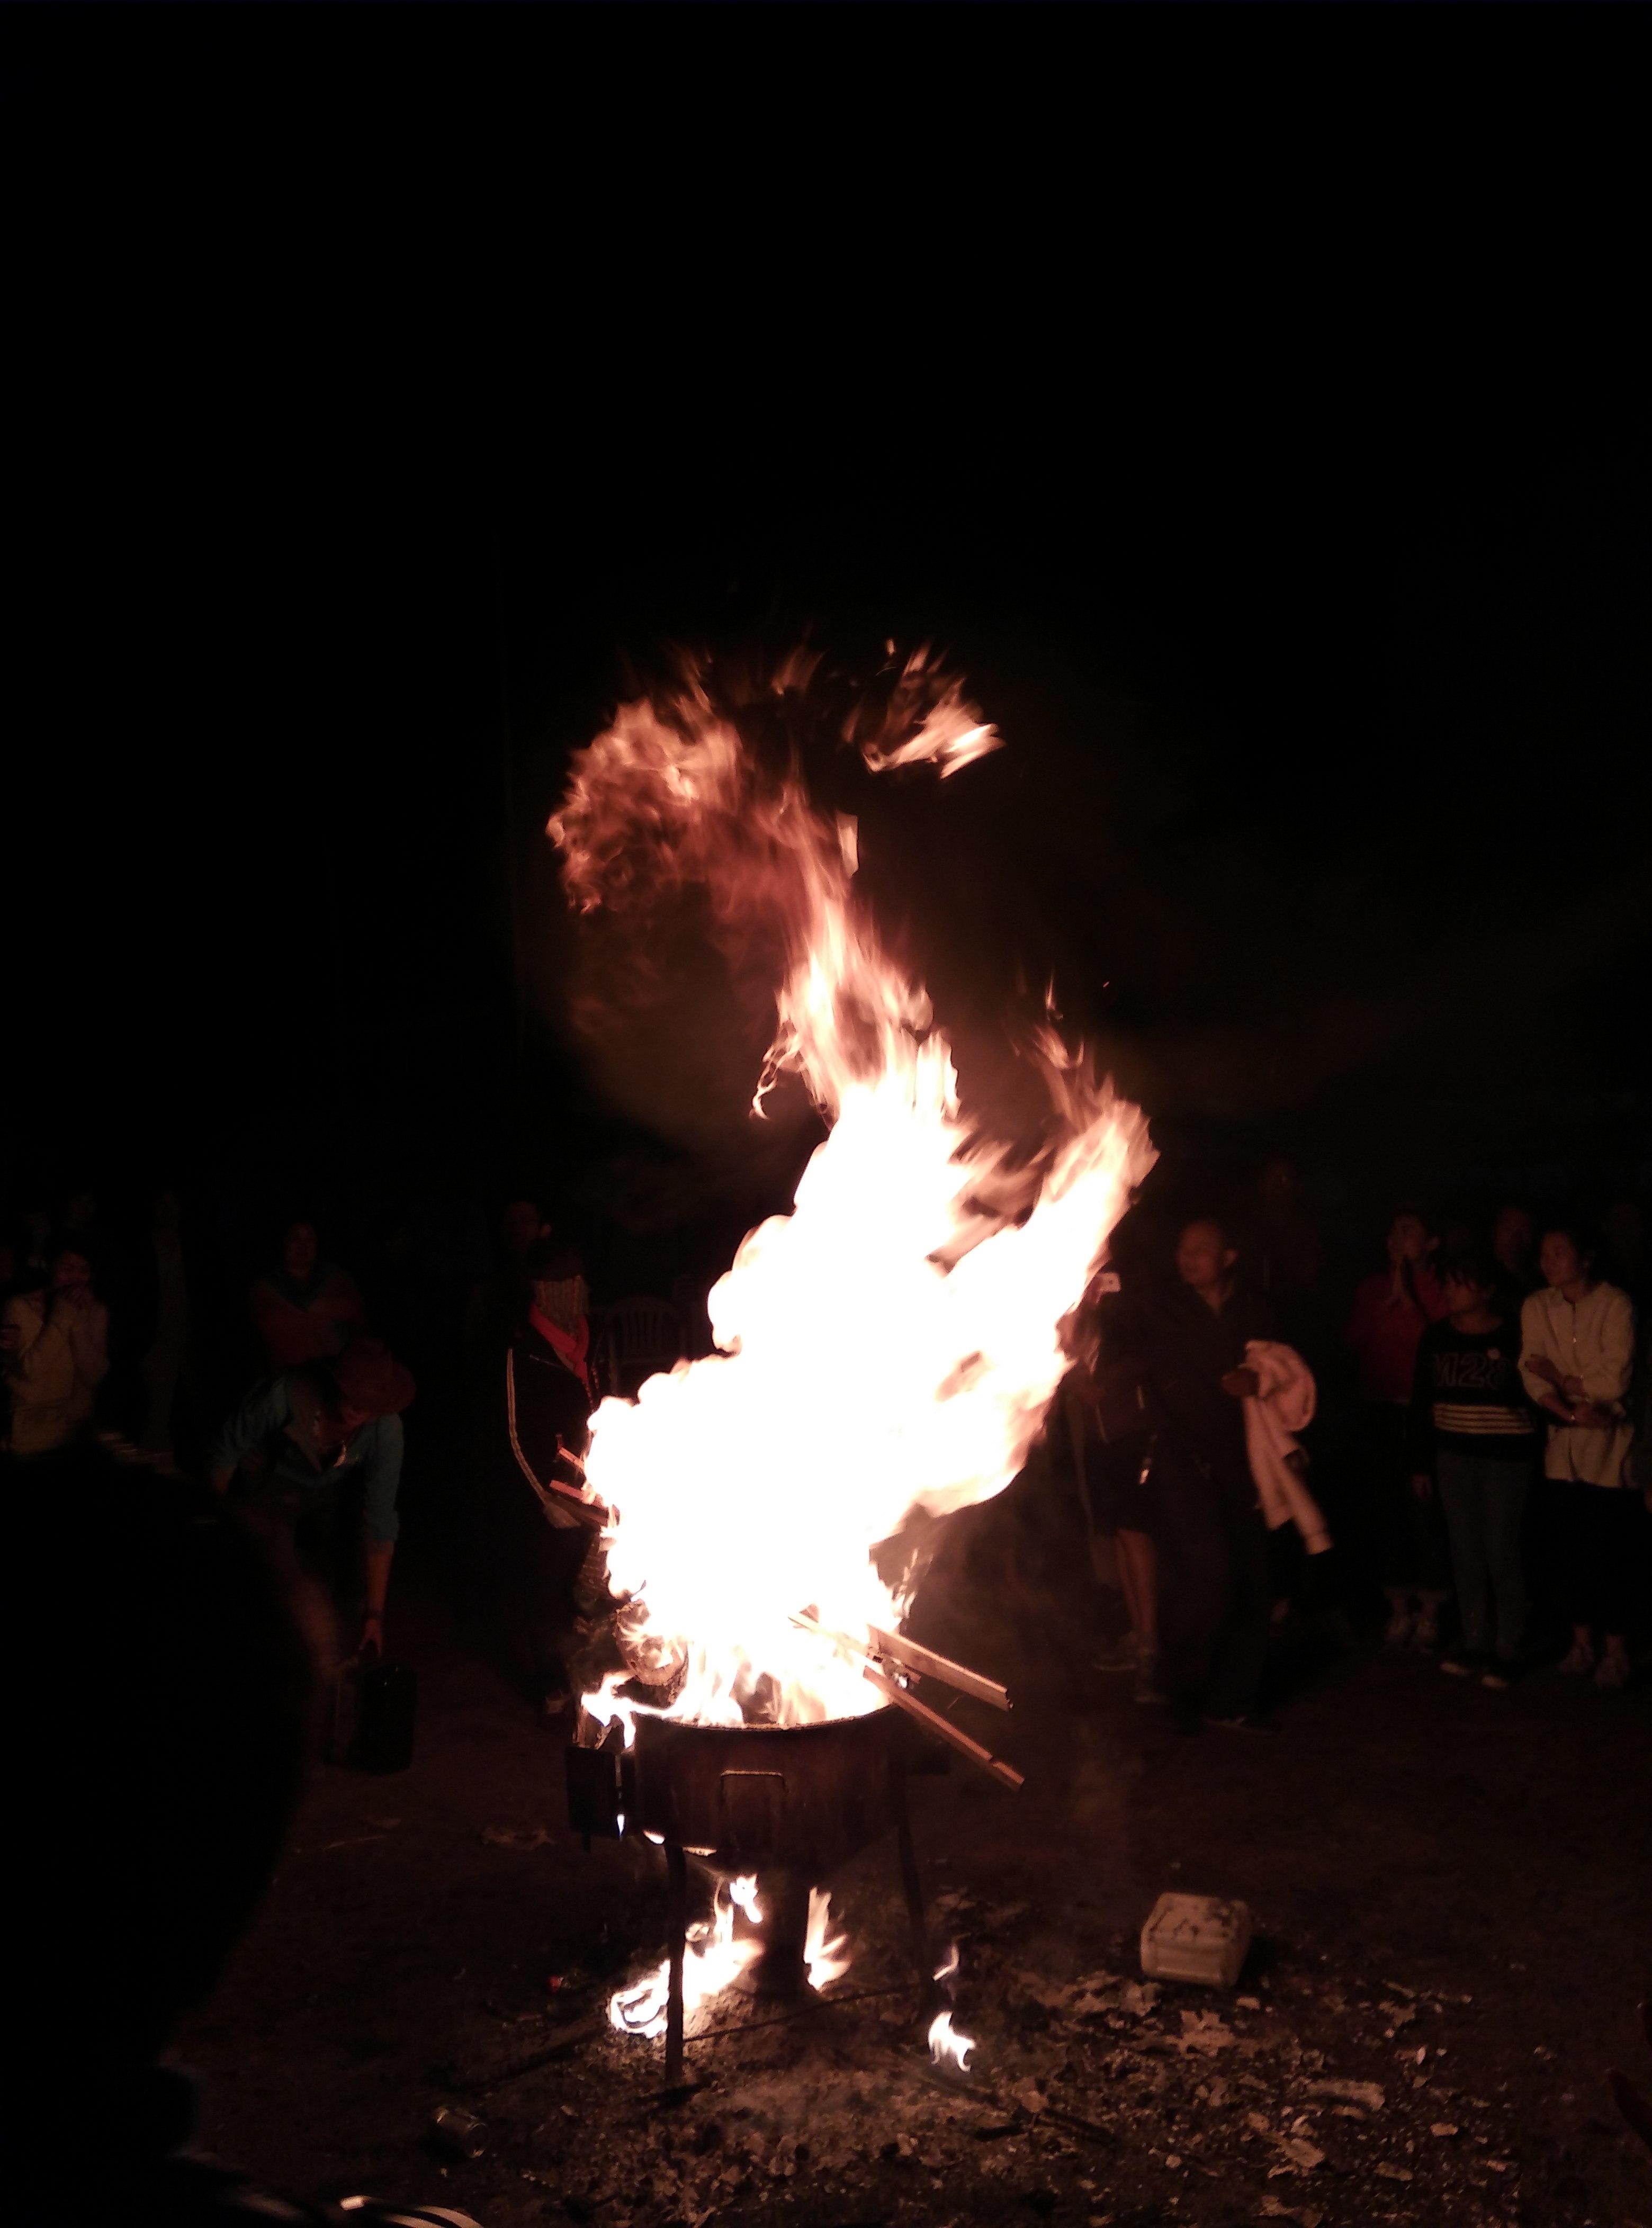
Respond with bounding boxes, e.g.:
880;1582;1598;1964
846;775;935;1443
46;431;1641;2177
866;1624;1011;1712
861;1665;1025;1790
792;1609;1009;1713
789;1610;1023;1790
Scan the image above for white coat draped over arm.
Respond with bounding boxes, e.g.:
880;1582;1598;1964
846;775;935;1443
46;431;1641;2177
1242;1338;1332;1553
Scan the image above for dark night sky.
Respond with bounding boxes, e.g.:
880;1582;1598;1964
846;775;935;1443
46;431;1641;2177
8;17;1648;1236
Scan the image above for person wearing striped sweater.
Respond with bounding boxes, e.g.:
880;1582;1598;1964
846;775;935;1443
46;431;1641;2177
1408;1251;1539;1688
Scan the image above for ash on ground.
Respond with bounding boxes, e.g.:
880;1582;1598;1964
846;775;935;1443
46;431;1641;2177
438;1877;1558;2228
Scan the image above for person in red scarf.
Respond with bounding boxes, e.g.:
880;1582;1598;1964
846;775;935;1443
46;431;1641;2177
494;1240;605;1714
524;1241;594;1402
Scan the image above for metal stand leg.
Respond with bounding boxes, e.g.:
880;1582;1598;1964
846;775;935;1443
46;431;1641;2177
665;1842;688;2087
893;1769;933;2007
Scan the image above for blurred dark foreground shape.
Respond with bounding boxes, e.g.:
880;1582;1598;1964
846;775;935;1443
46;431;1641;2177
16;1441;480;2227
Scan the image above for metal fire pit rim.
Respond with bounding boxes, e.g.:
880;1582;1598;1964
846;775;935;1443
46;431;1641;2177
633;1702;897;1742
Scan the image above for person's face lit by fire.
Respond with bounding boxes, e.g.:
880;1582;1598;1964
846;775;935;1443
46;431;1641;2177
283;1221;319;1284
315;1396;371;1454
503;1200;548;1259
1387;1214;1431;1268
1177;1220;1235;1299
51;1248;93;1297
532;1272;589;1333
1539;1230;1591;1295
1443;1270;1495;1326
1491;1206;1532;1274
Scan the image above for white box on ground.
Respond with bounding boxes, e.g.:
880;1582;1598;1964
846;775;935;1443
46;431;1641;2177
1139;1892;1253;1987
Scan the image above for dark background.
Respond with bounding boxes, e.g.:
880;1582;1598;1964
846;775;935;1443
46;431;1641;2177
7;14;1648;1281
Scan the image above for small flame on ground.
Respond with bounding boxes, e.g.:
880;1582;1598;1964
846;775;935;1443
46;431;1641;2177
928;2009;975;2073
608;1874;761;2039
805;1888;850;1990
608;1876;848;2042
928;1940;976;2072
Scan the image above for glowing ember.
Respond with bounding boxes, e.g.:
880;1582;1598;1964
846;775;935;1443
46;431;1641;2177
550;650;1153;1735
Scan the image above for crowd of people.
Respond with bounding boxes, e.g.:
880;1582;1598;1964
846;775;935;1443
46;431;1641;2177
1067;1174;1650;1729
5;1165;1646;1737
0;1182;623;1696
5;1161;1647;2221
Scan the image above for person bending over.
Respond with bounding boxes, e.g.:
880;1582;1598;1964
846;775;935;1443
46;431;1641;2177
211;1336;414;1659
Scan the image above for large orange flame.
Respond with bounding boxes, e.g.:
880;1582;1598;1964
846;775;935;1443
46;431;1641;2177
549;651;1153;1734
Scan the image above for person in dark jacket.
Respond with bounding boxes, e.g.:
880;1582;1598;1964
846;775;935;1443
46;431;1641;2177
1488;1203;1540;1326
1408;1249;1538;1688
1343;1208;1451;1647
1141;1217;1276;1730
495;1239;607;1713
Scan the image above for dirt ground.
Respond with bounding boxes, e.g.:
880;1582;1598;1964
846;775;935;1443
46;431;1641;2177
178;1542;1652;2228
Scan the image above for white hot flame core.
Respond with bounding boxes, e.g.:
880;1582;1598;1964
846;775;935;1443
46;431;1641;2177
805;1888;851;1991
551;651;1154;1733
607;1876;850;2038
607;1874;762;2039
927;2009;975;2073
928;1939;976;2072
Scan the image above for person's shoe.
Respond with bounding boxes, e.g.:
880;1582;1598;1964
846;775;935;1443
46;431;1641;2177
1481;1660;1519;1691
1440;1651;1486;1678
1134;1649;1170;1706
1091;1633;1139;1674
1382;1600;1414;1647
1411;1603;1443;1652
1201;1712;1279;1734
1594;1651;1631;1691
1557;1641;1596;1677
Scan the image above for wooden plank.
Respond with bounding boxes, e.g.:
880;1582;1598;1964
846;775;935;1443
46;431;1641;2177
792;1608;1009;1713
789;1609;1023;1790
861;1666;1025;1791
866;1624;1011;1712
